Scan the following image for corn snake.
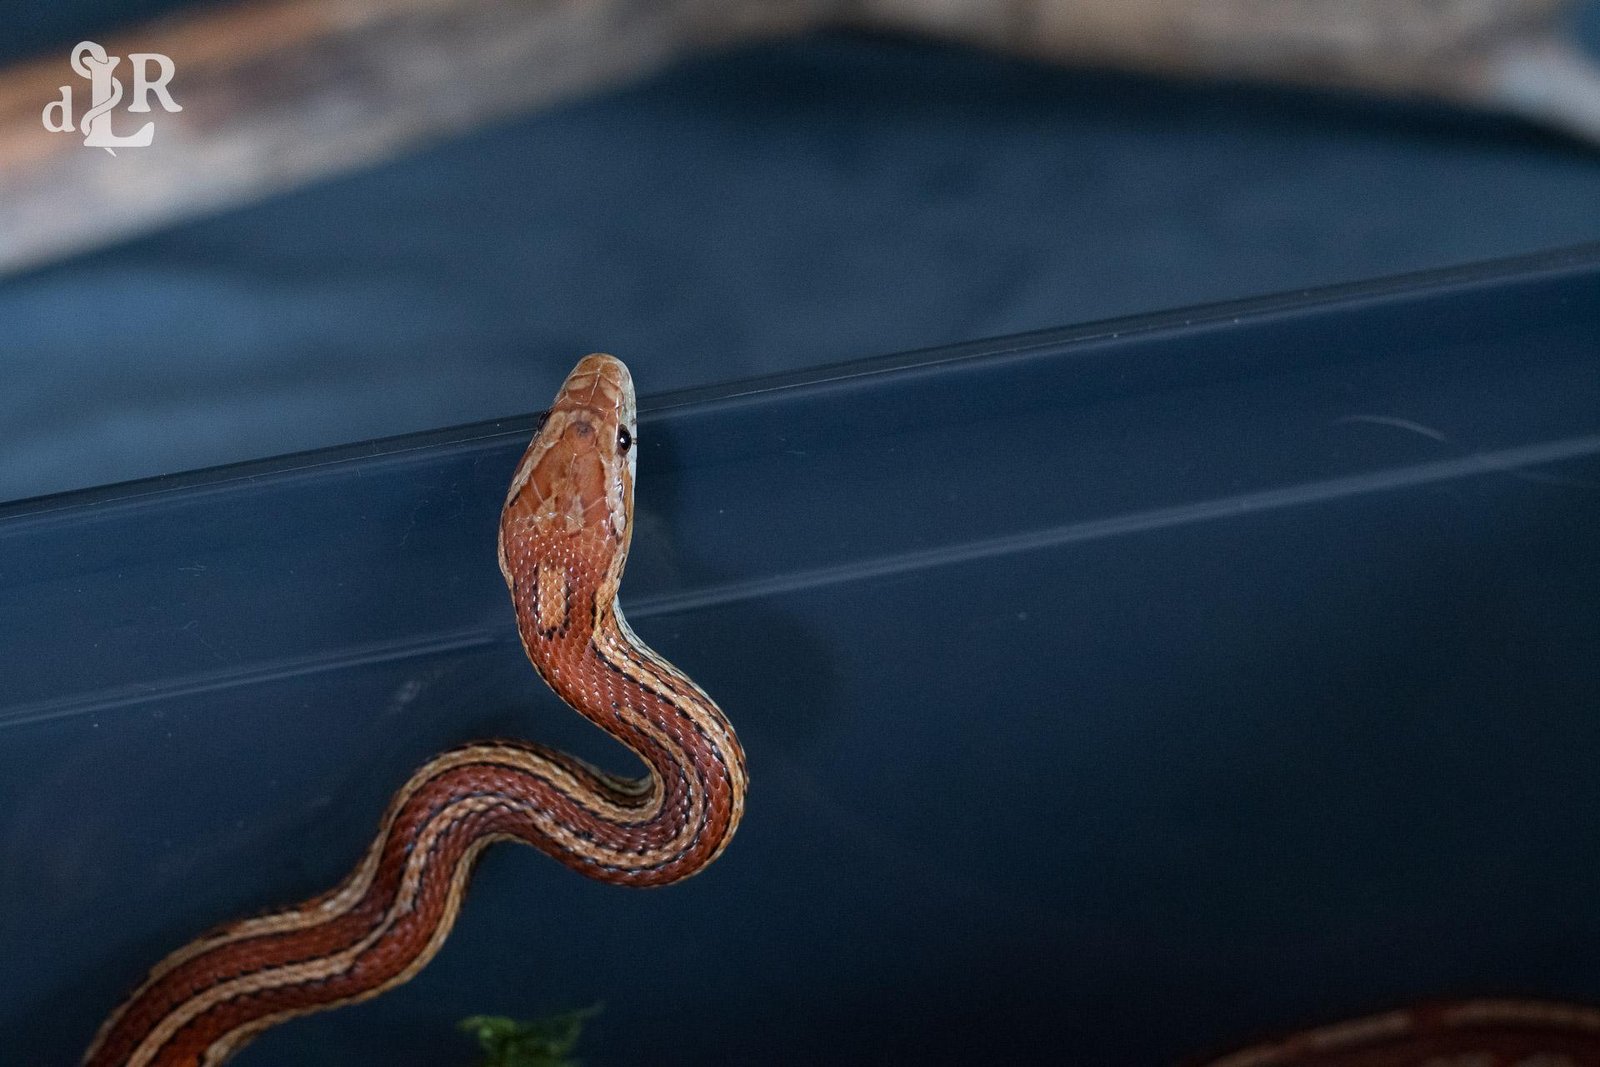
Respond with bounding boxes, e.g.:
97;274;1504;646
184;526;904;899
83;353;748;1067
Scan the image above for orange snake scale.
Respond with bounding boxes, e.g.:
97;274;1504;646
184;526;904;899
83;354;748;1067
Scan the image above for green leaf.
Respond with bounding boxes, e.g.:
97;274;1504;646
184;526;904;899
460;1004;602;1067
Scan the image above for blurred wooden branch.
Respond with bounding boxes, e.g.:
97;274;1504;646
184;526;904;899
0;0;1596;276
0;0;828;274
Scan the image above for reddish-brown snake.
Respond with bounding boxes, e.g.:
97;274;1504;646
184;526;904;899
84;353;748;1067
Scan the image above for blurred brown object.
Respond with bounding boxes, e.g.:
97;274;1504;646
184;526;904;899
1194;998;1600;1066
0;0;1597;276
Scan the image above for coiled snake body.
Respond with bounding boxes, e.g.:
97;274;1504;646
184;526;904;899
84;354;748;1067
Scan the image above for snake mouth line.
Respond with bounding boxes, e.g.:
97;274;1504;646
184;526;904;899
8;432;1597;733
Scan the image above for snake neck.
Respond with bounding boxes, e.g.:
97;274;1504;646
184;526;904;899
512;560;748;876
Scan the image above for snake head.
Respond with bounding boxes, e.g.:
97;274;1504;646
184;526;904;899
499;354;638;596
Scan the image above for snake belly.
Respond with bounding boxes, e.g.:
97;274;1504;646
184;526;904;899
83;353;747;1067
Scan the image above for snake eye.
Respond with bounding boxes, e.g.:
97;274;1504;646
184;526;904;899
617;426;633;453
